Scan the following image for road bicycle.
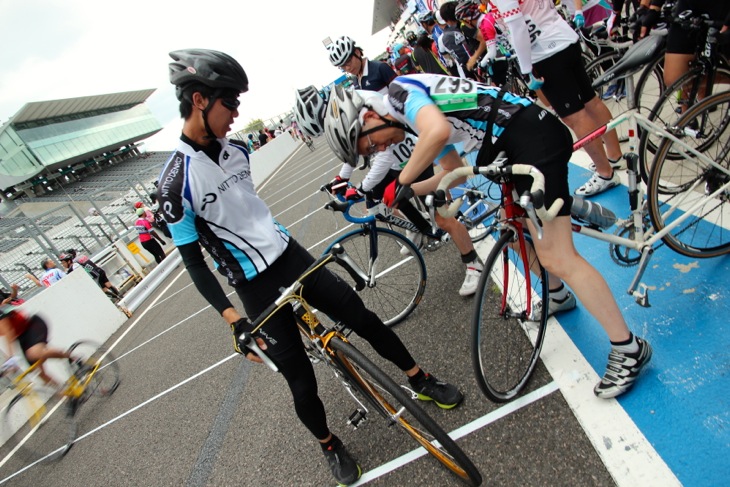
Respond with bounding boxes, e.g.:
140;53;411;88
236;244;482;485
1;341;120;463
435;95;729;399
304;135;315;151
429;159;563;403
320;187;428;327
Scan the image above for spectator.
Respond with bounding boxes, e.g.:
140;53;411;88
412;30;450;75
258;129;268;147
134;208;167;264
38;258;66;288
246;134;256;152
60;251;122;299
392;43;418;75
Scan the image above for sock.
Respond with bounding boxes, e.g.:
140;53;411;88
460;250;478;264
320;434;339;451
549;283;569;301
408;369;426;386
611;332;639;354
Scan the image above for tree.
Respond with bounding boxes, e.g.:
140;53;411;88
245;119;265;133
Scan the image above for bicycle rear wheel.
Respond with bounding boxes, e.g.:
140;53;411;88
472;229;549;403
324;227;426;327
639;66;730;183
3;390;76;463
328;338;482;486
647;91;730;258
67;340;120;397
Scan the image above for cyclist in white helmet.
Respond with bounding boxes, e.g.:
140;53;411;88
325;37;486;296
323;76;653;400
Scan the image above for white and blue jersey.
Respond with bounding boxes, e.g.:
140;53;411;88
157;138;289;286
384;74;533;155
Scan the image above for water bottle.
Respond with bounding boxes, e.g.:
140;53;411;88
571;196;617;229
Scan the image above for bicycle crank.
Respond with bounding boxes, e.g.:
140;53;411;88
610;220;647;267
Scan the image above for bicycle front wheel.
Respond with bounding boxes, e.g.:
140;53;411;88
67;340;121;397
472;229;549;403
329;338;482;486
647;91;730;258
3;390;76;463
324;227;427;327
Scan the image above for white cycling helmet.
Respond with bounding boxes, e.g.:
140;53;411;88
328;36;358;67
294;86;326;137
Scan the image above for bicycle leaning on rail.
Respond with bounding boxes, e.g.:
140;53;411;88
1;341;120;463
235;243;483;485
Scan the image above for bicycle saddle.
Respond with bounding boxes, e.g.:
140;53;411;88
591;33;667;90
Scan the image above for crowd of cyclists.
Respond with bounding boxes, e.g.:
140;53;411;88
3;1;727;485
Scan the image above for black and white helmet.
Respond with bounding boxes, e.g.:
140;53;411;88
294;86;326;137
169;48;249;100
328;36;357;67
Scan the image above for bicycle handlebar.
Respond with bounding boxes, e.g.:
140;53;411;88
430;159;564;226
320;185;376;224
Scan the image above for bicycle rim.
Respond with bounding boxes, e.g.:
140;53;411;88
641;67;730;182
329;338;482;486
648;92;730;258
67;340;121;397
324;228;426;327
3;391;76;463
472;230;548;402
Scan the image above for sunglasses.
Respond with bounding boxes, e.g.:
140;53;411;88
363;133;378;155
220;97;240;111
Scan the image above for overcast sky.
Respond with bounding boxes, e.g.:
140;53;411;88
0;0;392;150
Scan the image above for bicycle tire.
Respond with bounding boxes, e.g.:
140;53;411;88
328;337;482;486
324;227;426;327
3;390;76;463
67;340;120;398
639;66;730;183
647;91;730;258
471;229;549;403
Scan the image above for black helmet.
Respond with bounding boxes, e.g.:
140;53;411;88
65;248;77;258
58;252;73;262
169;49;249;100
405;31;417;44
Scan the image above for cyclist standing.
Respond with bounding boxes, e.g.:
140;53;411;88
158;49;464;486
322;74;653;399
457;0;625;197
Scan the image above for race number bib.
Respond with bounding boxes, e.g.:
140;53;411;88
431;77;478;112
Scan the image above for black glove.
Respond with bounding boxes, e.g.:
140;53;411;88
324;176;349;196
230;318;254;355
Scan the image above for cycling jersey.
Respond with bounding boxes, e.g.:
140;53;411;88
384;74;532;154
488;0;578;69
338;133;419;193
438;24;473;73
157;137;290;286
135;218;153;243
40;268;65;287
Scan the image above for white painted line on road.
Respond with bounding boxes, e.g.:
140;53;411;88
539;320;681;487
350;382;560;486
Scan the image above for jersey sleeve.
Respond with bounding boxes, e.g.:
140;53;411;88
494;0;533;74
158;152;200;246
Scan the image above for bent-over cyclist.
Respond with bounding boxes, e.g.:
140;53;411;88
322;74;653;399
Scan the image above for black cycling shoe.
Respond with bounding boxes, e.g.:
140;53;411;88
409;372;464;409
322;437;362;486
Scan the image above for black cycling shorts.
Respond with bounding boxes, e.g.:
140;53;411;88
533;42;597;118
18;315;49;358
667;0;730;55
491;104;574;217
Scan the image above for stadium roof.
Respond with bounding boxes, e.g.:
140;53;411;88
372;0;403;34
11;89;156;124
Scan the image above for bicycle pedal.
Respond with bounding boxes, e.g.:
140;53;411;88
347;409;367;429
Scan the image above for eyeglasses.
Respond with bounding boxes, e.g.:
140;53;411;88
363;133;378;155
220;97;240;111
